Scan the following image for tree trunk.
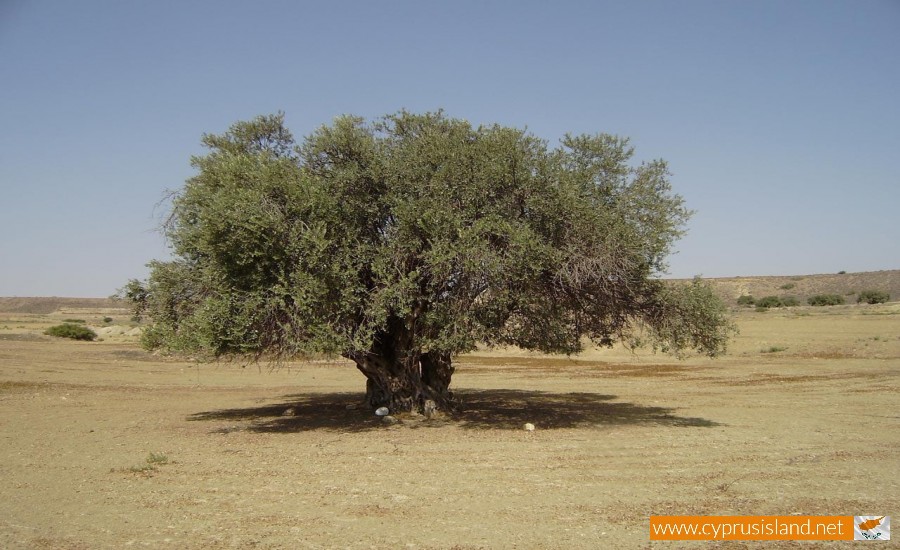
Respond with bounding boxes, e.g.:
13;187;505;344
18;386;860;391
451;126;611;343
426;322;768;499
345;321;455;415
421;351;454;407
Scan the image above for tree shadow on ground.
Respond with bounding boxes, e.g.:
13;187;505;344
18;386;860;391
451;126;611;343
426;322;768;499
458;389;719;429
187;389;719;433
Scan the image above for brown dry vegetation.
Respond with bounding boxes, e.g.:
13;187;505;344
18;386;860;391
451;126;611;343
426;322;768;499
1;290;898;549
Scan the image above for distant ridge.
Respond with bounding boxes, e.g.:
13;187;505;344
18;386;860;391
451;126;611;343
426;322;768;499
679;269;900;305
0;297;124;314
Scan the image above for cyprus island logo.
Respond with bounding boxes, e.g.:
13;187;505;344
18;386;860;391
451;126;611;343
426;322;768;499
855;516;890;541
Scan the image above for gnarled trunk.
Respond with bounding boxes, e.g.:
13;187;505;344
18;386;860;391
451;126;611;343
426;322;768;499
345;320;455;415
350;350;455;414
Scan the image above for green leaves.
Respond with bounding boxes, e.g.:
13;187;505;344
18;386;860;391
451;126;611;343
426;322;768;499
129;111;733;361
645;277;737;358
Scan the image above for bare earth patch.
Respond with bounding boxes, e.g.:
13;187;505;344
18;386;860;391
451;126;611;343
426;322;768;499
0;305;898;548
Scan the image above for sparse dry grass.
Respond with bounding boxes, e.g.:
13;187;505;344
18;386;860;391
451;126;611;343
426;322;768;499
0;298;898;548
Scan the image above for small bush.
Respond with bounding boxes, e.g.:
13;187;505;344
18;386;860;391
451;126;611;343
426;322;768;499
857;290;889;305
146;452;169;465
737;295;755;307
63;319;86;324
781;296;801;307
44;323;97;341
838;270;847;274
808;294;845;306
103;317;114;324
779;283;796;290
116;452;171;476
755;296;783;309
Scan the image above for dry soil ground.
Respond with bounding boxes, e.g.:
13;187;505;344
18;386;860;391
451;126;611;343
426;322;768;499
1;304;898;549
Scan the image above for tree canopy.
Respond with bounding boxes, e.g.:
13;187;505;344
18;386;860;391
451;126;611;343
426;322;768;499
125;111;734;413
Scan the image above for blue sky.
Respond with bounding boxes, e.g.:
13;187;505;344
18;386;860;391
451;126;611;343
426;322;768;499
1;0;898;297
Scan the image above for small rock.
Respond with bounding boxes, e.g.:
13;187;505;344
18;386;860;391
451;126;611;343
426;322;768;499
345;403;358;410
524;423;535;431
375;406;390;416
282;407;296;417
382;415;399;425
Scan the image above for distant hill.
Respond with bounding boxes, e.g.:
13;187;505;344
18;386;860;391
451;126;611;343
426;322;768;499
0;297;126;314
688;270;900;306
2;270;897;313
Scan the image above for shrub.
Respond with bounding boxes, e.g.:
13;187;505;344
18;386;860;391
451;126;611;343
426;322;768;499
755;296;783;309
779;283;796;290
63;319;86;324
103;317;114;324
116;452;171;476
857;290;890;305
781;296;801;307
45;323;97;341
737;295;755;307
808;294;845;306
146;452;169;465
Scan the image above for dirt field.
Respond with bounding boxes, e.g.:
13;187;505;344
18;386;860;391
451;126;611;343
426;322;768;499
1;303;898;549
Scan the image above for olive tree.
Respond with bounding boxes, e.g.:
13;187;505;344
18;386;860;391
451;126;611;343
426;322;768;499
125;111;734;414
